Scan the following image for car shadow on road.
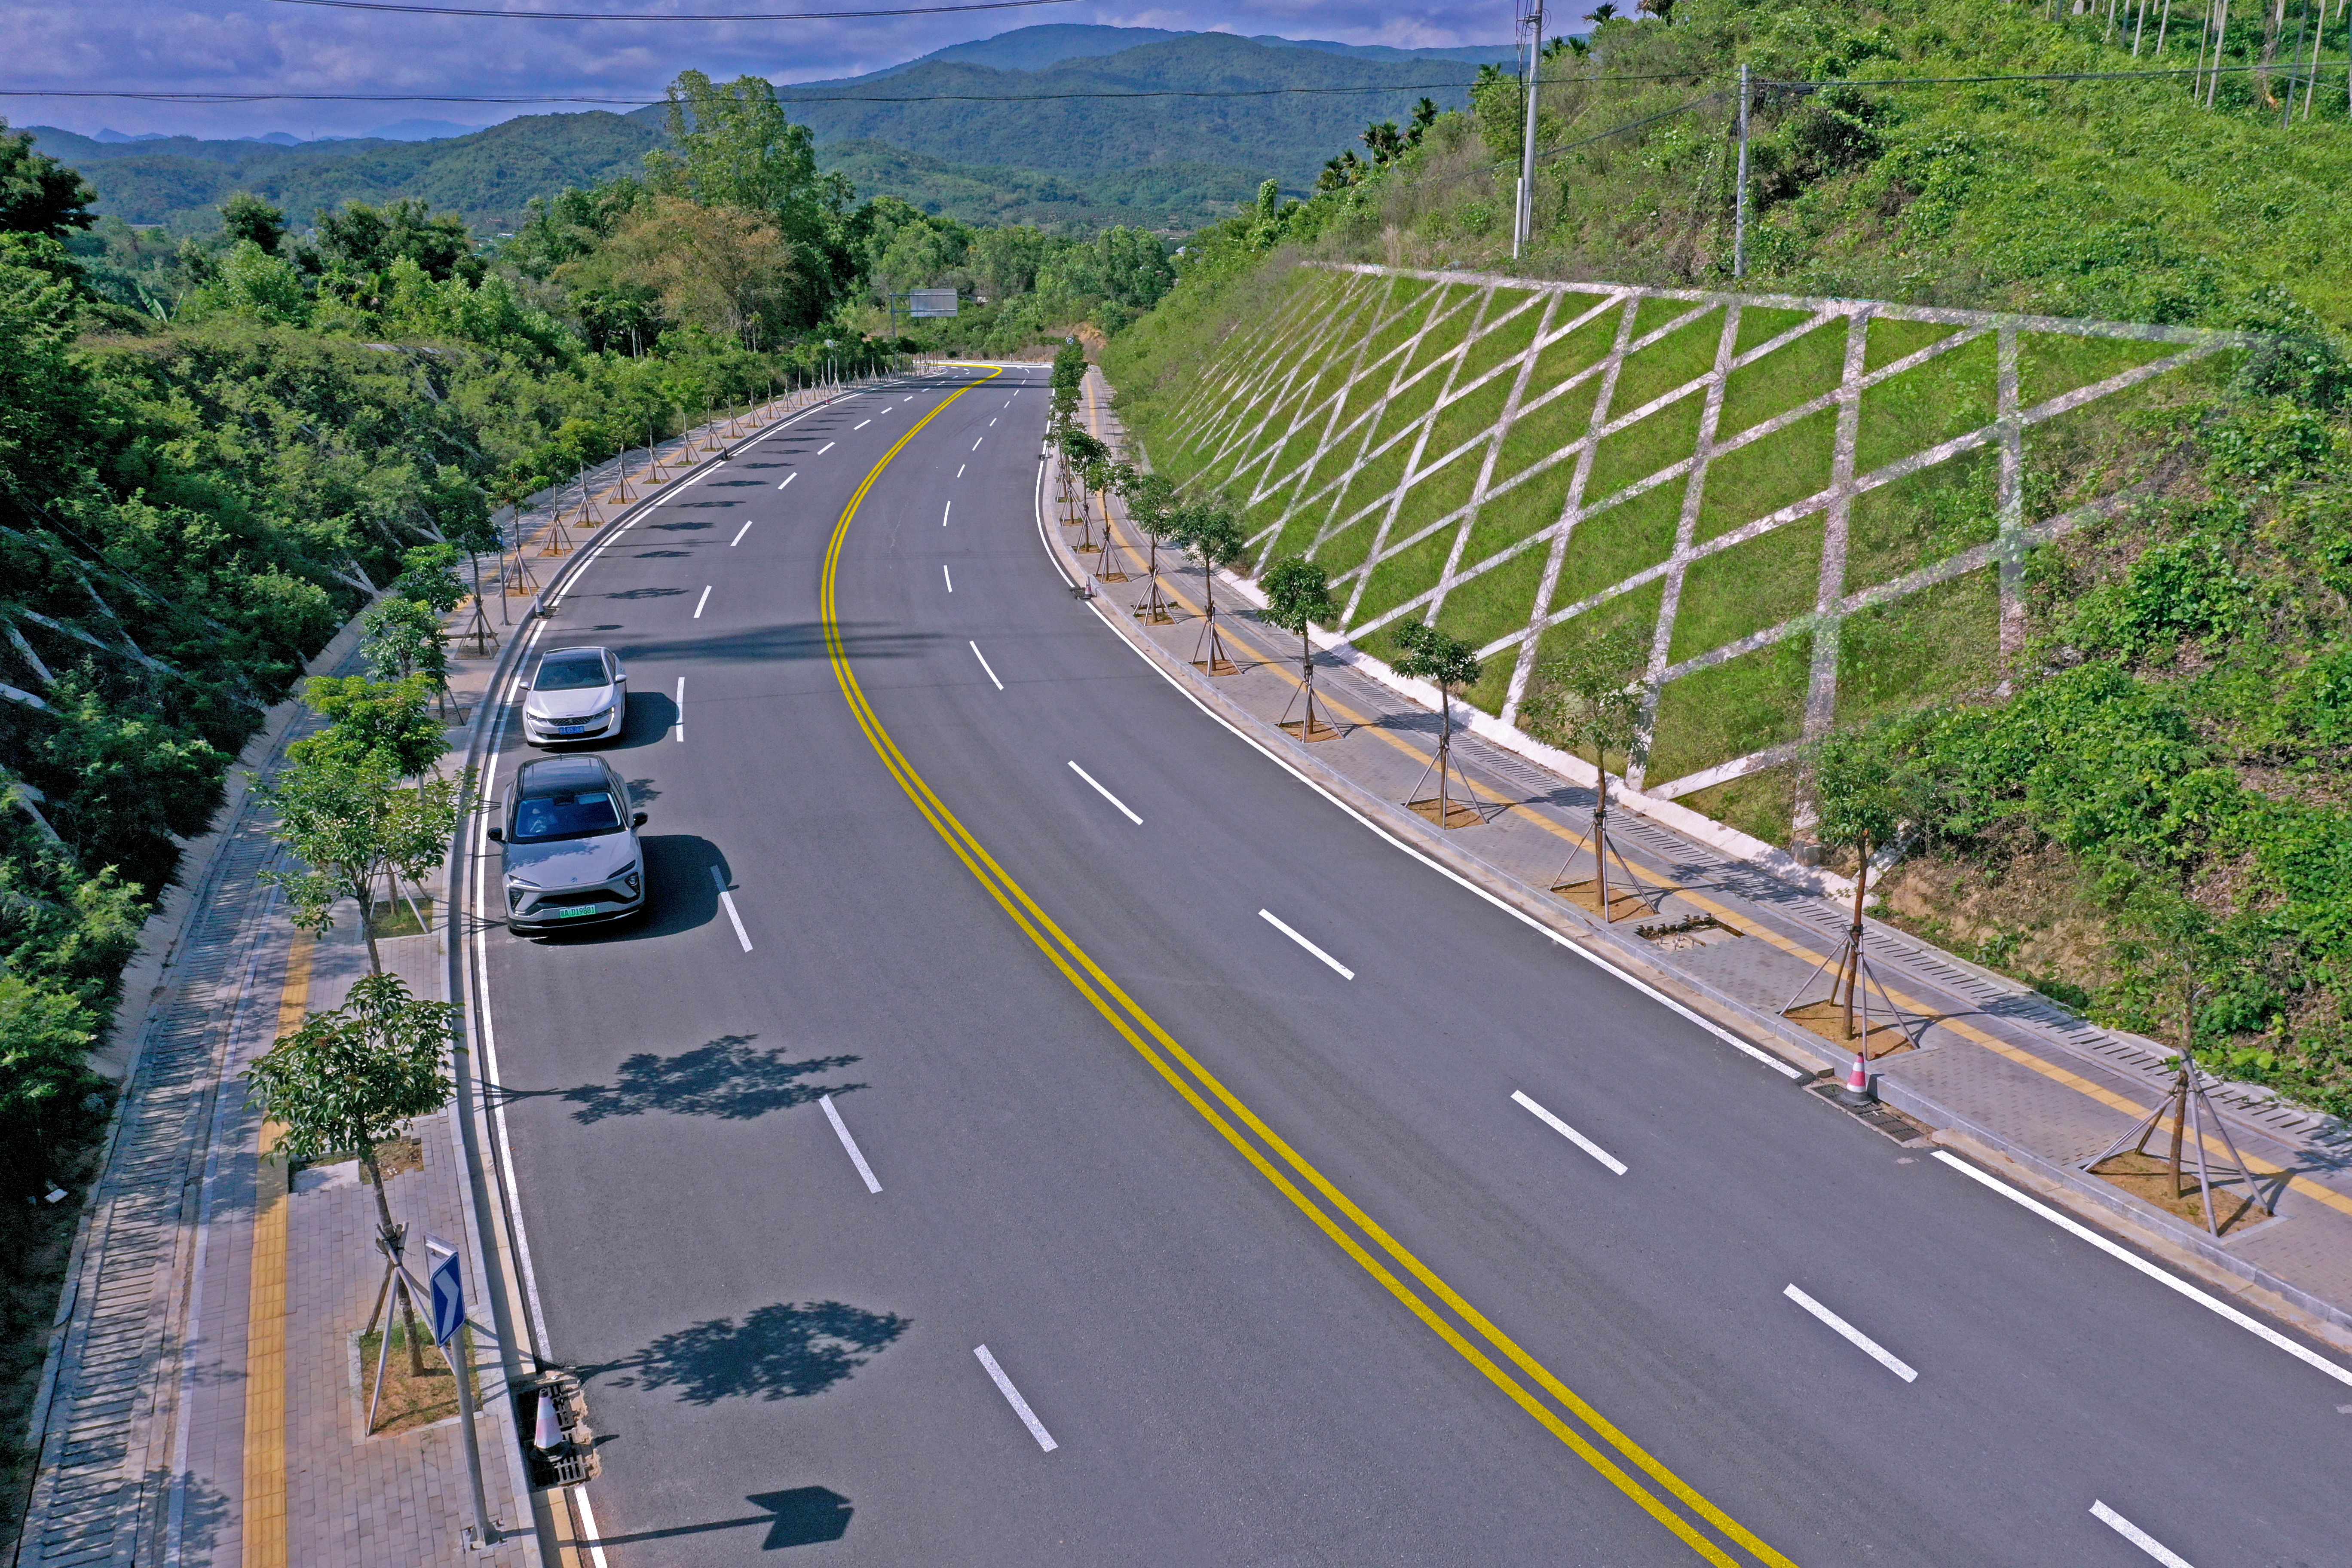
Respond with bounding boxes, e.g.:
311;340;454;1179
520;1033;864;1124
604;690;677;750
587;1301;910;1406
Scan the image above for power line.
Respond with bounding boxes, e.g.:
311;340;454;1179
0;79;1487;105
262;0;1076;19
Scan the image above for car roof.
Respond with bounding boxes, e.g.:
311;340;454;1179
537;645;611;667
514;755;616;797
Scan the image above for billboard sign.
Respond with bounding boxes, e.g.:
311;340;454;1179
909;288;960;318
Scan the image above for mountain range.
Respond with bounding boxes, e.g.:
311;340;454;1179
25;25;1514;236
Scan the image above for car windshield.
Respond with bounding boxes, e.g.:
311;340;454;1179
511;789;623;843
536;653;609;691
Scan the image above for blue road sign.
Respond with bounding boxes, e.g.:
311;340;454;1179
429;1248;466;1347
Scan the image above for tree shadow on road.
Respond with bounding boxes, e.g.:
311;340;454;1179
589;1302;909;1405
544;1035;863;1124
589;1486;852;1550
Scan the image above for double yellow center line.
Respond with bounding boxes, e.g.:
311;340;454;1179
820;370;1795;1568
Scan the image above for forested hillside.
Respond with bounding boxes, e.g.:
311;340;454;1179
772;32;1485;190
31;28;1507;238
1107;0;2352;1115
31;114;664;236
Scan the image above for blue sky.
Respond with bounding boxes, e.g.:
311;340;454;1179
3;2;1513;141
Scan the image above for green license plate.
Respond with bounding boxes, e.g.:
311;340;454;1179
548;905;599;919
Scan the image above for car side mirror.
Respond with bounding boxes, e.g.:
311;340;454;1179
631;812;647;828
486;827;504;842
515;679;530;691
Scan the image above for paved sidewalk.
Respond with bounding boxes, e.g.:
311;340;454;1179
11;377;869;1568
1073;368;2352;1345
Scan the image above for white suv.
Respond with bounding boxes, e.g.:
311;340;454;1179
489;754;646;932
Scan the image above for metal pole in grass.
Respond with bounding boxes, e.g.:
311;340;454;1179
1733;63;1753;280
1515;0;1543;258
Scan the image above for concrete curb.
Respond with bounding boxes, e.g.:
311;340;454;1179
1036;459;2352;1361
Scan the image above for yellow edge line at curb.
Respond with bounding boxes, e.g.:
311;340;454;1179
241;929;311;1568
821;370;1794;1568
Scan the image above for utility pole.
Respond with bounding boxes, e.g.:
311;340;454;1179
1733;63;1753;280
1515;0;1544;259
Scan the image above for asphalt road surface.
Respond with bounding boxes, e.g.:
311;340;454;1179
468;365;2348;1568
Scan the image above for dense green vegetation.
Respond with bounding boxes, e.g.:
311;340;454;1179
1106;0;2352;1112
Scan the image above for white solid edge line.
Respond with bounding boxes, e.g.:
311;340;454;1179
2091;1503;2196;1567
1259;908;1354;981
729;519;754;545
1511;1090;1627;1175
778;472;796;489
974;1345;1057;1452
571;1486;611;1568
819;1093;883;1194
970;641;1004;690
693;585;711;618
1930;1150;2352;1386
1783;1283;1918;1382
1068;760;1142;825
943;563;954;593
475;384;845;1568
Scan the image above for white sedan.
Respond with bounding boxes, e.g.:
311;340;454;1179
521;645;627;745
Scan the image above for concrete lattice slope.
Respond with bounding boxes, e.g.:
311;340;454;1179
1141;261;2248;821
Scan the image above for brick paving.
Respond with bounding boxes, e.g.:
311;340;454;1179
1075;366;2352;1343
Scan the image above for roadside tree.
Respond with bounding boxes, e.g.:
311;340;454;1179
260;743;465;972
1173;500;1249;674
1391;622;1484;828
1522;624;1654;919
246;971;456;1370
1260;556;1338;740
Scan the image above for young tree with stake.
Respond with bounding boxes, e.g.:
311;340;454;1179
245;972;456;1373
1391;622;1484;827
1522;624;1654;919
1173;500;1249;674
1804;726;1912;1047
1117;469;1179;622
1261;556;1338;740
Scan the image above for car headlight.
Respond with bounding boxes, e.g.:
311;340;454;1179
622;868;641;896
508;887;527;911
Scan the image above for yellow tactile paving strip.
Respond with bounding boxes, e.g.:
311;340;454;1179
240;928;310;1568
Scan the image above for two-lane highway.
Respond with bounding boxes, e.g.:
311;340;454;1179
467;364;2348;1566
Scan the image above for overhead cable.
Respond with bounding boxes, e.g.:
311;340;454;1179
261;0;1076;19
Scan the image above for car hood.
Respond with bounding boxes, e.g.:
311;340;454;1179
503;830;637;888
526;685;618;721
